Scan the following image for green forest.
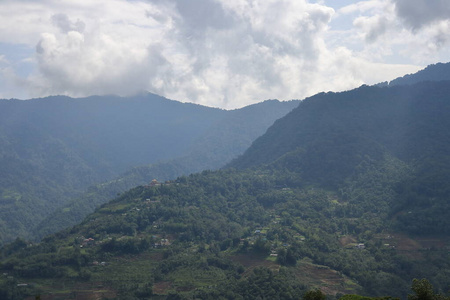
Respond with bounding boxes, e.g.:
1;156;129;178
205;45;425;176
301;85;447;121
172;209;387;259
0;167;449;299
1;78;450;299
0;95;298;243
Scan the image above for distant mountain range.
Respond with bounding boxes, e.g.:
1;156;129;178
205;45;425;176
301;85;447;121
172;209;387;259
0;94;299;244
32;99;300;239
377;62;450;86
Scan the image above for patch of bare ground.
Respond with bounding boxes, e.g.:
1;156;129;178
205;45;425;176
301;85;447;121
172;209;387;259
375;233;449;260
153;281;173;295
112;251;161;263
339;235;357;247
294;260;361;296
149;251;164;261
229;253;360;296
230;254;280;276
26;282;116;300
176;285;195;292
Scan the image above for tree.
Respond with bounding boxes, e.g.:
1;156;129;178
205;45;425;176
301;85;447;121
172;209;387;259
303;289;326;300
408;279;448;300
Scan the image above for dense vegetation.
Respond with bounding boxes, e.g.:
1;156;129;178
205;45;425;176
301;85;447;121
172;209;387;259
230;81;450;235
1;79;450;298
0;166;448;299
0;95;298;243
1;65;450;299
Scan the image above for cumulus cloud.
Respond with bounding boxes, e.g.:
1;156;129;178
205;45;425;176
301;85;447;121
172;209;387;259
393;0;450;30
390;0;450;57
338;0;398;44
400;20;450;61
0;0;446;107
337;0;450;65
21;0;343;108
337;0;386;16
51;13;85;33
0;55;29;99
354;15;390;43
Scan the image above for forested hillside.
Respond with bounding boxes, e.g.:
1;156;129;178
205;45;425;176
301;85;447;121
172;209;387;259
230;81;450;234
32;99;300;239
1;80;449;299
0;95;299;244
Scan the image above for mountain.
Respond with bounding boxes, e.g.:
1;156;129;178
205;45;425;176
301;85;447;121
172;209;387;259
0;94;225;173
230;81;450;234
376;62;450;87
32;99;300;239
0;95;299;244
1;79;450;299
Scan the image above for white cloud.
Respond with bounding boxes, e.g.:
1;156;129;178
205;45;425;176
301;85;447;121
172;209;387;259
391;0;450;62
336;0;450;65
0;56;30;99
393;0;450;30
51;13;85;33
0;0;448;108
337;0;386;16
353;15;389;43
400;20;450;62
2;0;340;107
338;0;398;44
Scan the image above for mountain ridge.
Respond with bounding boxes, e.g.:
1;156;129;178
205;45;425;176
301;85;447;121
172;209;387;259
376;61;450;87
0;94;299;243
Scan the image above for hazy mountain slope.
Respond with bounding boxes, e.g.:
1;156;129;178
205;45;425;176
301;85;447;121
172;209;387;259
0;94;225;173
0;93;230;244
32;100;300;239
182;99;301;168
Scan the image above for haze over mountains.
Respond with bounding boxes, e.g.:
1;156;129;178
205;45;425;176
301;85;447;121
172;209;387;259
1;62;449;299
0;94;299;244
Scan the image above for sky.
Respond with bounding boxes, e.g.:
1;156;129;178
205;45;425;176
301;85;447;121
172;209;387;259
0;0;449;109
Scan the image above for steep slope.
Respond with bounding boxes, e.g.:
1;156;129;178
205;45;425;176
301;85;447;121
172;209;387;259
32;100;300;239
230;81;450;234
230;82;448;173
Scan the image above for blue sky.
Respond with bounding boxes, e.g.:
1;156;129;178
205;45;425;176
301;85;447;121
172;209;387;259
0;0;449;108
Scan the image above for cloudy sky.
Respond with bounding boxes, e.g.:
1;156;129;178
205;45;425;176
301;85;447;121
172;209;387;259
0;0;449;108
